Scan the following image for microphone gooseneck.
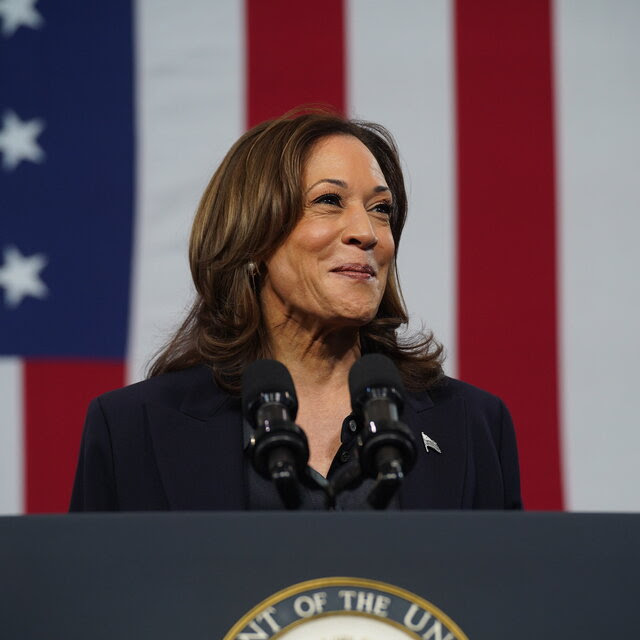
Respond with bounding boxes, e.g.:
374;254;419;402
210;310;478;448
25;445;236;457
242;359;310;509
348;354;417;509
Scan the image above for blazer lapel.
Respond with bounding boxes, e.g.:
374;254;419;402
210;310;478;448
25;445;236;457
145;373;246;510
399;387;468;509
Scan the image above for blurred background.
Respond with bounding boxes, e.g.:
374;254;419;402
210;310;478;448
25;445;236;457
1;0;638;514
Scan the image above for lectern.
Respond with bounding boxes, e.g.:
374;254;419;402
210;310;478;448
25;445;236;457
1;512;638;638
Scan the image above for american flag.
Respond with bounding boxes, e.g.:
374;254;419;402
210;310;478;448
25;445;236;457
1;0;638;514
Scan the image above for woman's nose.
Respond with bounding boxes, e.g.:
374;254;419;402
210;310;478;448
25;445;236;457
341;207;378;249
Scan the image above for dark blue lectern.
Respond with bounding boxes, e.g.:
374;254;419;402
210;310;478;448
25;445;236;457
1;512;638;638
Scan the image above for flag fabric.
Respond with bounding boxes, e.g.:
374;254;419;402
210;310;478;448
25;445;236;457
1;0;639;514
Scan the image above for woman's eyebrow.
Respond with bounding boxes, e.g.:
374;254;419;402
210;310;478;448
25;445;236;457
306;178;348;193
305;179;391;194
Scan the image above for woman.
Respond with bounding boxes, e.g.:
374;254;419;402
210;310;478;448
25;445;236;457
70;111;522;511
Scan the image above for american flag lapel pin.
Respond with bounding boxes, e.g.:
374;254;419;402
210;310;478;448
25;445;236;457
421;432;442;454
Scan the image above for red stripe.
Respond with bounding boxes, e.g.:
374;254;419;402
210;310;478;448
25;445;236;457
246;0;345;127
24;360;124;513
455;1;563;509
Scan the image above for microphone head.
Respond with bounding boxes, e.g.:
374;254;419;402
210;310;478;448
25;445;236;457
242;359;298;421
348;354;406;413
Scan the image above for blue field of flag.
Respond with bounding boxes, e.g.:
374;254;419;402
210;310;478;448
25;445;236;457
0;1;135;357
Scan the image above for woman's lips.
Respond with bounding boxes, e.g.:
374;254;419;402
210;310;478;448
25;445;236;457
330;264;376;280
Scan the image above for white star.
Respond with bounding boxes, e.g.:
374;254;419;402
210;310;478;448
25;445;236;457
0;245;48;308
0;110;45;171
0;0;43;37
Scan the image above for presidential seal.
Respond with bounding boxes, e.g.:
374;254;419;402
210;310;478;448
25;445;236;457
223;577;468;639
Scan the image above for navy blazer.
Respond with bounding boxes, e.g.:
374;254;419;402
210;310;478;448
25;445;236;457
70;365;522;511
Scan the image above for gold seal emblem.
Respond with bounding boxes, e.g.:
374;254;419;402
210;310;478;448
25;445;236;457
224;577;468;639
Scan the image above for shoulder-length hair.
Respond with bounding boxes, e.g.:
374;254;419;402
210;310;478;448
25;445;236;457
149;110;443;393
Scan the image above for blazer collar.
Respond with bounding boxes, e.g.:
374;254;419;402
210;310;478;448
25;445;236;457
406;388;435;414
146;366;246;510
178;365;232;420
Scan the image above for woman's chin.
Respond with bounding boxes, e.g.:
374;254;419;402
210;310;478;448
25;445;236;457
325;306;378;328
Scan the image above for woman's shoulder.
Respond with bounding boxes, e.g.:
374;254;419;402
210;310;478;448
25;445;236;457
407;375;514;447
94;364;224;414
415;375;507;412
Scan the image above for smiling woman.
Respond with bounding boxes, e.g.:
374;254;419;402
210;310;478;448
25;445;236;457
149;112;441;396
70;110;522;511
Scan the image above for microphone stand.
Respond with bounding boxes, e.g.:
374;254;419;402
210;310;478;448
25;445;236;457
265;446;303;510
328;443;406;510
365;447;406;509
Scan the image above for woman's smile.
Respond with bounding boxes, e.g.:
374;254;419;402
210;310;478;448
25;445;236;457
329;263;376;280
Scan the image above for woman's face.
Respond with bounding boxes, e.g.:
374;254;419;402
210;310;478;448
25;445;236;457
261;134;395;330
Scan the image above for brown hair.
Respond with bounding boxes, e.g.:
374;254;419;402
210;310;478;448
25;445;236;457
149;110;443;393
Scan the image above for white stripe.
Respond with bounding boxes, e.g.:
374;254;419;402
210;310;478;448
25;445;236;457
347;0;457;375
555;0;640;511
128;0;245;382
0;358;23;514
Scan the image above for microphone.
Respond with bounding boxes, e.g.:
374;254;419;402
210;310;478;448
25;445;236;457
242;359;309;509
348;354;417;509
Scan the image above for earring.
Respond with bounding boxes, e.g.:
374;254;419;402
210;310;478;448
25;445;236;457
247;261;258;276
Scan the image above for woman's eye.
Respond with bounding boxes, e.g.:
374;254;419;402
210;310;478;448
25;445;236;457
313;193;342;207
371;202;392;215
